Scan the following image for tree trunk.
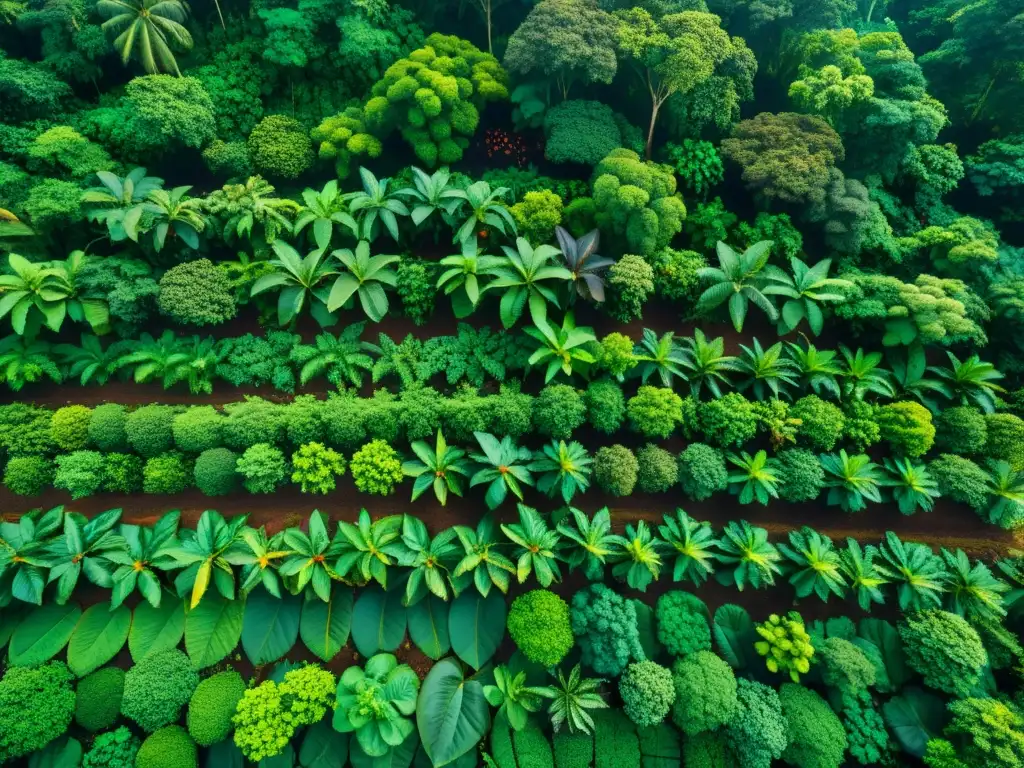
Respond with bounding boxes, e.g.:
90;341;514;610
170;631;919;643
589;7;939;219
485;0;492;54
646;101;660;160
866;0;876;22
213;0;226;30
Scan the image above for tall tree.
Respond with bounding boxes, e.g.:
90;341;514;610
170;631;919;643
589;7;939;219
97;0;192;75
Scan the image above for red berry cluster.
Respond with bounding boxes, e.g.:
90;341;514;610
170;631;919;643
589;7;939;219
484;129;529;167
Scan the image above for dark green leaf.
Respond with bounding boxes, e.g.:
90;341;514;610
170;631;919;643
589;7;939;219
883;688;948;758
449;591;506;670
67;603;131;676
300;585;353;662
299;720;348;768
9;603;81;667
186;592;244;669
416;658;489;767
407;596;451;661
712;604;754;670
351;586;407;657
242;588;301;666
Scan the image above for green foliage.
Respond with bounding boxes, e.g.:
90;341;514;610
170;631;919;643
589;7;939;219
0;661;75;762
83;726;140;768
543;100;640;166
985;413;1024;470
291;442;346;494
350;439;403;495
899;610;988;697
776;448;825;503
534;384;587;440
670;650;737;736
51;405;92;451
193;448;239;496
648;246;706;304
334;654;418;757
726;679;788;768
158;260;236;327
876;401;935;458
930;454;989;512
143;452;191;494
665;139;724;197
585;379;626;435
126;405;176;458
945;698;1024;768
678;443;728;501
655;591;711;656
171;407;223;454
511;190;563;244
247;115;314;180
620;661;674;728
606;254;654;322
186;671;245;748
593;444;639;497
571;583;643;676
935;406;987;454
699;393;759;448
55;450;106;498
135;725;197;768
121;649;200;732
75;667;125;732
779;683;847;768
791;395;845;451
755;612;815;682
507;589;574;667
818;636;875;695
636;444;678;493
627;386;682;440
4;454;54;496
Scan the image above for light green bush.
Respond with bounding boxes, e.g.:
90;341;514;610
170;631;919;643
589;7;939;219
507;590;574;668
187;670;245;747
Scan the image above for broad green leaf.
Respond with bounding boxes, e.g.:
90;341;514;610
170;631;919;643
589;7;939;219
416;658;489;767
858;618;908;690
351;586;406;657
350;731;418;768
636;722;680;767
242;588;301;666
27;736;82;768
300;585;353;662
205;740;245;768
299;720;348;768
883;688;948;758
449;591;505;670
186;592;244;669
712;604;754;670
9;603;81;667
0;604;28;650
406;596;451;661
129;596;186;662
260;744;295;768
67;603;131;676
631;599;664;663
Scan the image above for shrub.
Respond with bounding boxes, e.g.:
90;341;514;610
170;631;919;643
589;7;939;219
755;612;815;683
135;726;198;768
656;591;711;656
670;651;737;736
83;726;140;768
934;406;987;454
247;115;314;178
985;413;1024;470
76;667;125;732
698;393;759;448
930;454;989;511
876;401;935;457
817;637;875;695
349;439;404;495
725;679;788;768
596;334;637;378
899;610;987;697
172;406;224;453
840;690;889;766
592;709;641;768
619;661;674;728
89;404;128;451
395;258;437;325
842;401;880;451
507;590;574;668
594;444;638;497
126;405;176;457
585;379;625;434
606;254;655;322
4;455;54;496
649;246;706;304
510;189;563;244
677;443;728;501
236;443;288;494
0;661;75;763
55;450;106;498
543;100;635;167
103;453;144;493
512;719;555;767
223;398;286;450
683;733;732;768
122;650;200;732
553;730;594;768
158;259;237;326
187;670;245;747
792;395;845;451
0;404;55;455
945;697;1024;768
776;448;826;503
51;405;92;451
143;453;192;494
571;583;643;676
636;444;678;493
194;448;239;496
779;683;847;768
490;383;534;439
627;386;683;439
534;384;587;440
291;442;346;494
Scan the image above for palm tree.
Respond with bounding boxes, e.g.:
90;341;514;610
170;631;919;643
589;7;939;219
611;521;664;592
327;240;400;322
633;329;687;388
787;341;842;399
727;450;782;506
696;240;780;331
452;515;516;597
449;180;517;245
882;457;940;515
394;167;463;227
715;520;782;591
839;346;893;401
289;324;379;387
524;312;596;383
250;240;338;327
531;441;593;504
293;180;358;251
941;548;1008;622
556;507;623;580
763;257;851;336
878;531;946;611
402;430;470;505
501;505;562;587
469;432;534;509
886;345;946;411
490;237;573;328
840;539;888;612
554;226;613;303
143;186;205;252
97;0;193;75
779;527;847;601
344;168;410;242
735;338;799;400
658;509;718;586
821;450;883;513
202;176;299;245
930;352;1006;414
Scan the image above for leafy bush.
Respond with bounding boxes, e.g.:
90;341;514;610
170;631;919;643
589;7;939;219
945;697;1024;768
656;591;711;656
89;404;128;452
55;450;106;498
899;610;988;697
508;590;574;668
985;413;1024;470
247;115;314;178
158;259;236;326
934;406;987;454
512;718;555;767
350;440;404;495
510;189;563;244
83;726;140;768
670;650;737;736
636;444;678;493
585;379;625;435
677;443;728;501
619;661;674;727
543;100;638;166
143;453;192;494
0;661;75;763
699;393;759;448
776;448;825;503
51;405;92;451
395;258;437;325
648;246;706;304
592;710;641;768
840;690;889;766
593;444;639;497
792;395;845;451
291;442;346;494
930;454;989;511
172;406;224;454
725;679;788;768
122;650;200;733
571;583;643;676
187;671;245;747
606;254;654;322
223;398;287;450
76;667;125;732
876;401;935;458
779;683;847;768
817;637;875;696
4;455;54;496
126;405;176;457
627;386;683;439
553;730;594;768
596;334;636;379
194;448;239;496
135;725;198;768
755;612;815;682
236;443;288;494
534;384;587;440
103;453;144;493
